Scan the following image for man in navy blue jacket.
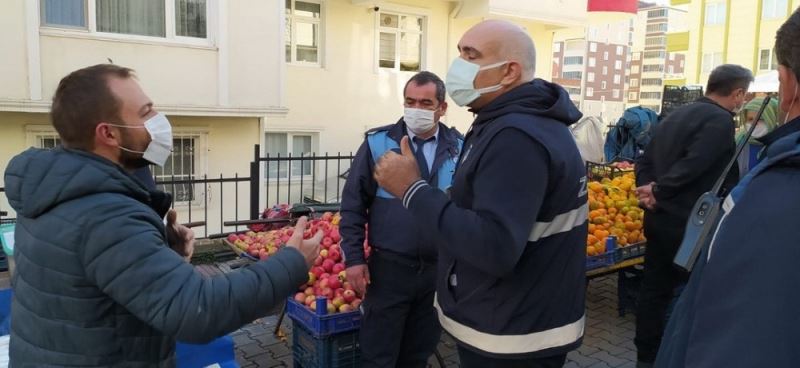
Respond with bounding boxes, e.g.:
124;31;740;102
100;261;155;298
340;71;463;368
374;20;587;367
655;10;800;367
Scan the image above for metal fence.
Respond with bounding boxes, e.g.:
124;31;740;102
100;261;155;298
0;145;355;237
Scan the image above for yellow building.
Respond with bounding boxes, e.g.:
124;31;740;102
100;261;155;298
669;0;799;87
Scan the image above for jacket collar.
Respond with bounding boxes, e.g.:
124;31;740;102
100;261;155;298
697;97;736;117
758;116;800;147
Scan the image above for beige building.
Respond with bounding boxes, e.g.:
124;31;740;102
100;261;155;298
0;0;595;234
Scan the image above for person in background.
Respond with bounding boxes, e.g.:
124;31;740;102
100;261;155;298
340;71;463;368
634;64;752;367
655;9;800;367
735;96;780;176
3;64;321;366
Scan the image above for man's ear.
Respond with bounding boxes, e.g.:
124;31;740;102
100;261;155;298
500;61;523;86
95;123;121;148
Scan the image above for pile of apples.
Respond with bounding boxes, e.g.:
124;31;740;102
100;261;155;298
227;227;294;261
293;212;364;314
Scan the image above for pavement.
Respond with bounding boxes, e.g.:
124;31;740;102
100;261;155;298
233;273;640;368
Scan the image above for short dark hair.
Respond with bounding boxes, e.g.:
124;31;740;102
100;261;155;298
51;64;135;150
775;8;800;81
706;64;753;96
404;71;446;104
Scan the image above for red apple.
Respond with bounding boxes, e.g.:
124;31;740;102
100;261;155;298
328;277;342;290
332;263;345;274
335;288;345;298
320;273;331;280
322;237;334;247
322;212;333;222
343;282;354;291
327;302;336;314
351;298;362;309
328;250;341;262
311;267;325;278
332;296;345;308
319;278;330;290
322;287;334;299
330;229;341;243
304;287;315;296
294;292;306;304
322;259;335;273
343;289;356;303
248;249;259;257
314;256;323;267
227;234;238;243
339;304;354;313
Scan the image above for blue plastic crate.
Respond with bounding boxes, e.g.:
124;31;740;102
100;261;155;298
292;321;360;368
615;242;647;261
286;297;362;338
176;335;238;368
586;250;616;270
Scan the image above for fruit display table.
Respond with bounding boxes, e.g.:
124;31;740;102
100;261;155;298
586;256;643;278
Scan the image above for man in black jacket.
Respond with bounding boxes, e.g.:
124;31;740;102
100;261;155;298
374;20;587;367
633;64;752;367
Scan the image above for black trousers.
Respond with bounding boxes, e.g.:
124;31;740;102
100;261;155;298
458;346;567;368
359;250;441;368
635;212;690;363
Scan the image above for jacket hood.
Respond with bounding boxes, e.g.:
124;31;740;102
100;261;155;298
472;79;583;127
4;148;150;218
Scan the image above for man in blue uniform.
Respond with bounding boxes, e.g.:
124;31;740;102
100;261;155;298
374;20;587;367
655;9;800;368
340;71;463;368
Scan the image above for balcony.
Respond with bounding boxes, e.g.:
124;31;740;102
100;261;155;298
671;0;691;4
667;31;690;52
664;77;687;86
455;0;587;27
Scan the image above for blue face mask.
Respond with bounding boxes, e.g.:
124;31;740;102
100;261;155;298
445;58;508;107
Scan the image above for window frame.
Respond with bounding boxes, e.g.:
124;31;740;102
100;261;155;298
762;0;788;19
586;87;594;97
375;8;427;73
286;0;325;67
705;2;726;26
613;89;620;99
263;131;318;181
702;52;723;73
588;72;595;82
631;78;639;87
561;71;583;80
588;57;596;67
759;48;778;71
39;0;215;48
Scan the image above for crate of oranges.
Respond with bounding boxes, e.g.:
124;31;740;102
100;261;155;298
586;166;646;267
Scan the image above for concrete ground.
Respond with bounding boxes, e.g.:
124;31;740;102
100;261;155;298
233;274;640;368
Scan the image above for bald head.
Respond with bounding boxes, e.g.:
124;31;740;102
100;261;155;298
462;20;537;81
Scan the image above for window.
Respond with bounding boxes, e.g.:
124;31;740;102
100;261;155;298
286;0;322;64
615;60;622;70
565;87;581;95
553;42;562;52
588;72;595;82
590;42;597;52
603;66;608;75
645;36;665;47
602;81;607;89
40;0;210;42
613;89;620;99
680;59;685;68
265;132;314;179
632;65;640;74
668;65;675;74
648;9;667;18
587;87;594;97
632;52;641;61
564;56;584;65
629;92;638;100
603;51;609;61
641;78;663;86
705;3;726;25
378;11;424;71
29;130;63;149
589;57;596;67
702;52;724;73
614;75;621;84
562;71;583;80
153;135;204;203
631;78;639;87
640;92;663;99
41;0;86;28
616;46;624;56
643;64;664;72
763;0;788;19
646;23;668;33
760;49;779;70
644;51;666;59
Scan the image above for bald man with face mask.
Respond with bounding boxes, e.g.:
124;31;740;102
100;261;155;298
374;20;587;367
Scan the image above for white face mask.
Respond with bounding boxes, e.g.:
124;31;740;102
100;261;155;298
404;107;437;135
445;58;508;107
109;113;173;167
